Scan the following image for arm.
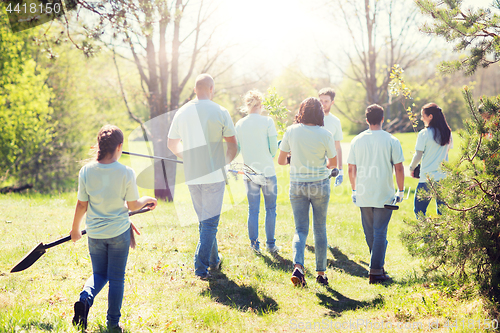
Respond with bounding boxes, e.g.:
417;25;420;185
335;141;343;169
394;162;405;192
278;150;289;165
348;164;357;190
409;150;423;178
224;135;238;164
268;135;278;158
327;157;338;169
348;163;357;203
70;200;88;242
127;196;158;212
167;138;183;159
409;150;423;170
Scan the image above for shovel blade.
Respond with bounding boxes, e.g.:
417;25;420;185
10;242;46;273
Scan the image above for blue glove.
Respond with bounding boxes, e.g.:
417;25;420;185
351;190;356;204
335;174;343;187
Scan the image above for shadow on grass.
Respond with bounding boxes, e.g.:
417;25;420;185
21;322;55;332
327;246;368;278
392;269;461;288
93;324;132;333
201;272;279;315
317;287;384;317
305;244;315;253
304;244;368;278
260;253;294;273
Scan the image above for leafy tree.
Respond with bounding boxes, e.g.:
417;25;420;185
31;40;138;192
0;13;56;189
387;64;469;132
416;0;500;75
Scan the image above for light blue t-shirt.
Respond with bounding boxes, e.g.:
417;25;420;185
324;113;343;142
168;99;236;185
280;124;337;182
235;113;278;177
77;161;140;239
347;129;405;208
415;127;453;183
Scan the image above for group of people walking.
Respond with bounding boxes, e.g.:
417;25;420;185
69;73;452;331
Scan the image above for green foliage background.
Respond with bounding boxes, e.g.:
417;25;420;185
0;14;55;188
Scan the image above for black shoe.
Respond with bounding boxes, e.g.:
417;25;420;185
291;267;306;287
316;275;329;286
107;323;124;333
369;270;393;284
250;244;262;255
72;300;89;329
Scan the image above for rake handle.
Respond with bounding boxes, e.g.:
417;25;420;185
44;204;154;250
122;151;183;164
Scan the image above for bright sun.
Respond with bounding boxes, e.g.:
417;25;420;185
218;0;329;73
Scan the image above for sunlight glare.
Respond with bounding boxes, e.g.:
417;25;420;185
219;0;326;72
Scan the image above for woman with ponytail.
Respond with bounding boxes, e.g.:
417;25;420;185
409;103;453;217
70;125;157;332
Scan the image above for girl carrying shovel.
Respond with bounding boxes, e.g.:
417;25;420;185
70;125;157;332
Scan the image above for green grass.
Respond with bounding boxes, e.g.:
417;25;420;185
0;132;496;332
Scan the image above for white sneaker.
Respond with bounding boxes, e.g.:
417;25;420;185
267;245;281;254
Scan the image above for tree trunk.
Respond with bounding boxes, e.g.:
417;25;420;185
365;0;378;105
146;33;174;201
170;0;183;110
151;112;176;201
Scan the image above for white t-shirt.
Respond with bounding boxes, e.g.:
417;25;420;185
323;113;343;142
280;124;337;182
415;127;453;183
77;161;140;239
347;129;405;208
235;113;277;177
168;99;236;185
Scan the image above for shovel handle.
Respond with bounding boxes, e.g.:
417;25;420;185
45;204;154;249
45;230;87;249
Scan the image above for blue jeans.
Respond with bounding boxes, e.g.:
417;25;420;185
360;207;392;274
188;181;225;277
79;228;130;327
244;175;277;250
290;178;330;272
414;182;445;217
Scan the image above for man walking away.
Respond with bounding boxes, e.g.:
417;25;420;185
168;74;238;280
347;104;405;284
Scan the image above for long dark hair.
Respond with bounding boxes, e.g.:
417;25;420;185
294;97;324;126
96;125;124;161
423;103;451;146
